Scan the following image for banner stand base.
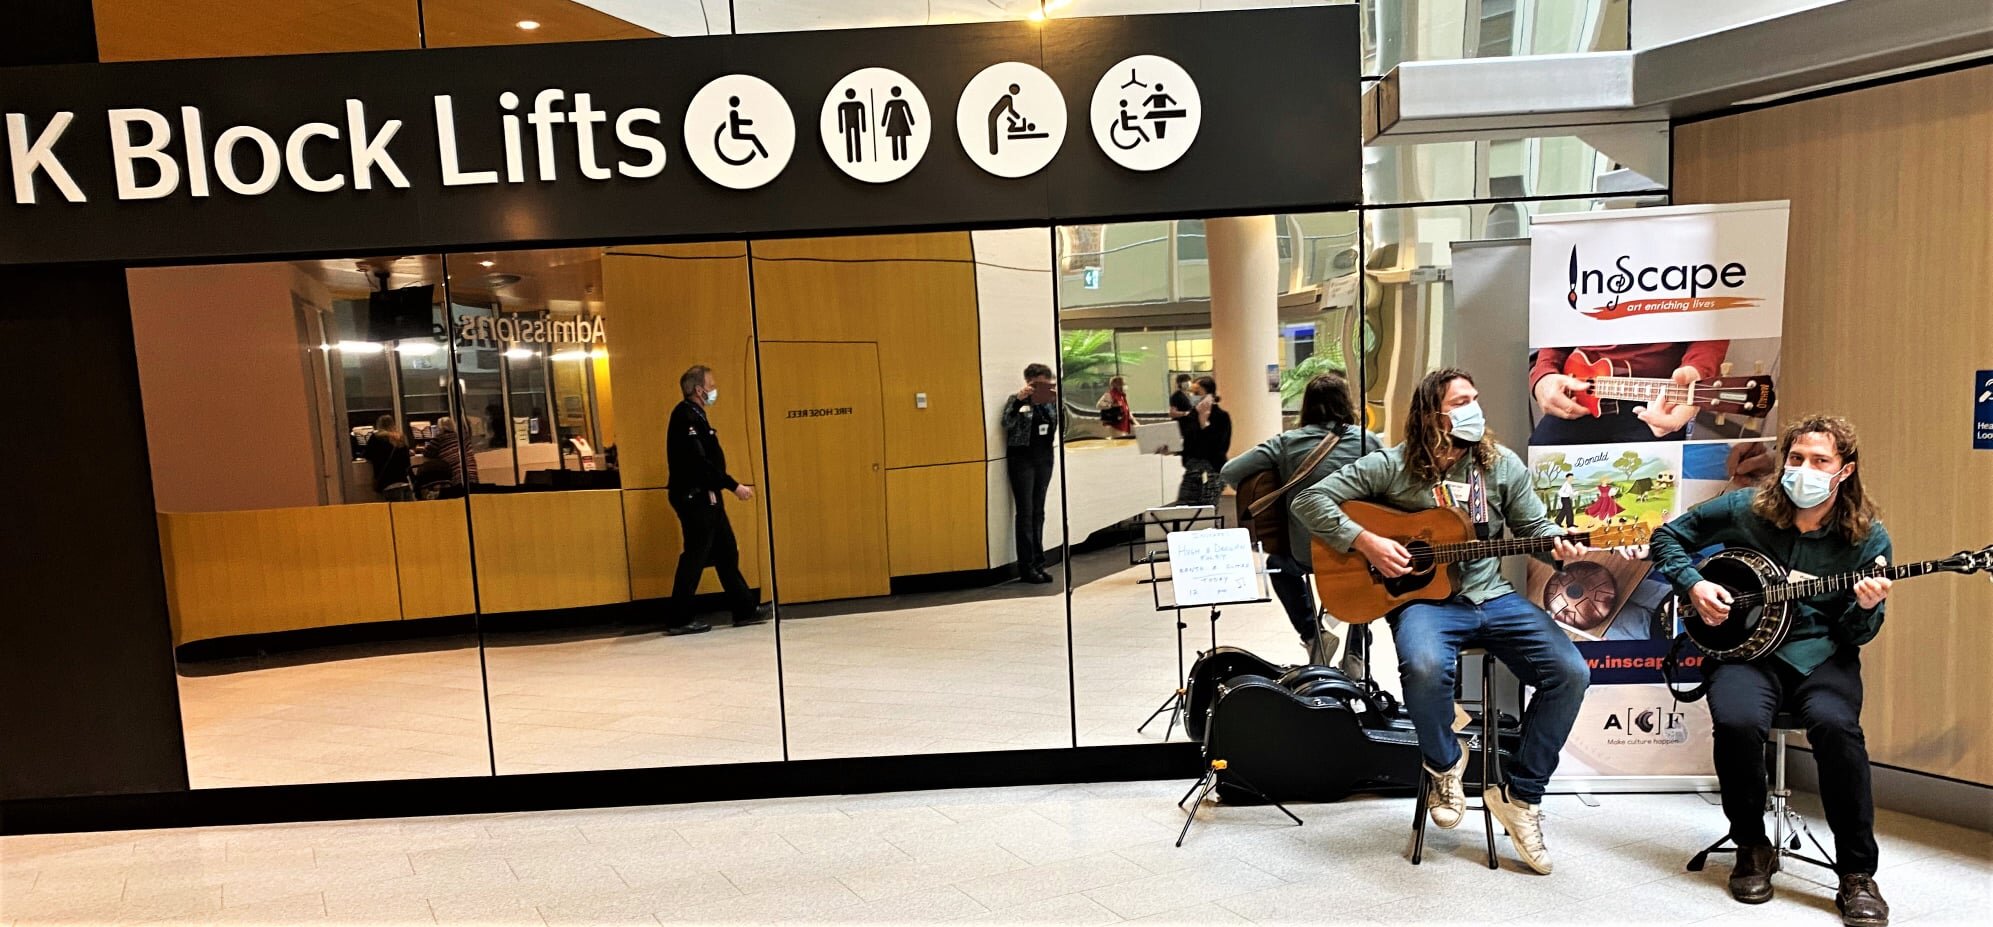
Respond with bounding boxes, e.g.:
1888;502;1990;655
1550;775;1719;794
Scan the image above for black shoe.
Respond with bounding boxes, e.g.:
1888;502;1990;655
1022;569;1054;584
664;619;712;636
1836;874;1889;927
733;605;773;626
1728;843;1778;904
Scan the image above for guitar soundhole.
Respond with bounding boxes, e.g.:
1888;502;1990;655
1378;540;1438;597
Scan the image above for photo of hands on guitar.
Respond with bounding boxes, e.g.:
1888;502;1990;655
1529;343;1778;442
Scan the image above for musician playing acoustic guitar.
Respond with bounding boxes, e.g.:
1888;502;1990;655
1291;367;1592;875
1648;414;1892;926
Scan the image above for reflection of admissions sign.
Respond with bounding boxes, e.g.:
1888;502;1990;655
1166;528;1258;606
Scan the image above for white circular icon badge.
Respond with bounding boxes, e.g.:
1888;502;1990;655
1089;55;1201;172
683;74;795;190
955;61;1067;179
819;67;931;184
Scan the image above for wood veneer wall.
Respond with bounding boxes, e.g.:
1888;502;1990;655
1674;65;1993;785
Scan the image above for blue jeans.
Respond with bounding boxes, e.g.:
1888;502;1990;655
1388;593;1590;804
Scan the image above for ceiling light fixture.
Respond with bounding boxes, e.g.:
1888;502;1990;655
517;20;540;31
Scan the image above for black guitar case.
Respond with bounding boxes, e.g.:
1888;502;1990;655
1199;652;1520;805
1184;646;1287;743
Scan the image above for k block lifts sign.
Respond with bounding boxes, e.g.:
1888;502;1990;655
0;7;1358;266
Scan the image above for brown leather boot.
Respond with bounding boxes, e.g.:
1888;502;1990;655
1836;874;1889;927
1727;843;1778;904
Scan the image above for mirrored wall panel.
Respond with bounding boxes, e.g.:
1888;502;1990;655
128;258;491;787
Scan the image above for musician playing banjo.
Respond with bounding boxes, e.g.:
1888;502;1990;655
1649;414;1893;927
1292;367;1593;875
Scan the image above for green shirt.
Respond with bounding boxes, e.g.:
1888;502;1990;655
1290;443;1561;604
1218;423;1381;570
1648;488;1891;675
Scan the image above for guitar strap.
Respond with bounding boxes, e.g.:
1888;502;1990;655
1467;466;1491;541
1662;631;1711;703
1244;431;1343;519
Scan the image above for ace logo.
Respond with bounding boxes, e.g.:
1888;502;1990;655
1602;706;1687;740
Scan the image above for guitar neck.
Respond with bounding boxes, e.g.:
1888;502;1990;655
1768;559;1948;602
1429;533;1587;565
1590;376;1692;404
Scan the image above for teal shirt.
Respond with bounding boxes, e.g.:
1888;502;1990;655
1649;488;1890;675
1290;443;1561;603
1218;423;1381;570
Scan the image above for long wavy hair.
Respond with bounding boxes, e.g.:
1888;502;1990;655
1299;373;1356;431
1750;413;1880;542
1405;367;1496;484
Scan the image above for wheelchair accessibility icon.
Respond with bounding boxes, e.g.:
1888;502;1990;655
684;75;795;190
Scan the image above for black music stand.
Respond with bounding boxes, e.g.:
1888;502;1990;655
1134;535;1273;743
1126;504;1225;573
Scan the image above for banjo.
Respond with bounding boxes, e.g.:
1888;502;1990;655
1682;543;1993;663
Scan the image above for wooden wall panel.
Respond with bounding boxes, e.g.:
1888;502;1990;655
91;0;423;61
750;232;985;470
420;0;659;49
886;463;989;577
469;491;630;614
1675;65;1993;784
390;500;476;619
158;505;400;644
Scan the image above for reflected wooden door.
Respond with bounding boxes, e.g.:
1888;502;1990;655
759;342;890;603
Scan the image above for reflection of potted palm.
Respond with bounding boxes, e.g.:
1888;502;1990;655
1279;350;1350;406
1058;329;1146;388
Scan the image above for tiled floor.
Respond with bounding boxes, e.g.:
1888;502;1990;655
175;540;1323;788
3;782;1987;926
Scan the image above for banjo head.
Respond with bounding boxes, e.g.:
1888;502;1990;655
1687;548;1785;660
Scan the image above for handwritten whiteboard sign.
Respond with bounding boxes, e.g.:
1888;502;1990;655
1166;528;1260;606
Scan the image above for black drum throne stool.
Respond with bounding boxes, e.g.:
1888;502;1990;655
1410;647;1502;868
1687;711;1837;875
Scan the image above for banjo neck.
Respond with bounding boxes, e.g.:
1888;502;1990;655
1741;559;1949;606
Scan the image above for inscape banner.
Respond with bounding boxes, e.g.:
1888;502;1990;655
1525;201;1791;781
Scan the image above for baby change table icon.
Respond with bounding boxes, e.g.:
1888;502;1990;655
683;74;795;190
1090;55;1201;172
956;61;1068;178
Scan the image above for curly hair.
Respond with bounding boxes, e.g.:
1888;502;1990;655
1405;367;1496;484
1750;413;1880;542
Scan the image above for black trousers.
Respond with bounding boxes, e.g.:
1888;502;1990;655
1266;552;1318;641
1707;648;1878;874
1007;451;1054;572
668;489;755;624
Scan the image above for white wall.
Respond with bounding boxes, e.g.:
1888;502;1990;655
1632;0;1842;48
973;228;1063;567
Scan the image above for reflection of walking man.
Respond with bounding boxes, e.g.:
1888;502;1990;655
1556;473;1578;528
665;365;772;635
837;89;866;163
881;87;915;161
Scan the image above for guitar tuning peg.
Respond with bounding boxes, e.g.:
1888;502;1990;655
1720;362;1734;377
1714;413;1728;426
1754;360;1766;374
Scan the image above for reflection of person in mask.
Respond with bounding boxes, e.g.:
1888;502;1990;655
1291;367;1591;877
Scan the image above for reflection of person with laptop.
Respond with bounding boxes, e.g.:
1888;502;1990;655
1530;341;1728;443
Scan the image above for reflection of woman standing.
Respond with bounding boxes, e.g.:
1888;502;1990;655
1585;478;1624;520
1095;375;1136;436
881;87;916;161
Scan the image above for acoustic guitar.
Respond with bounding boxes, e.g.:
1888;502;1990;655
1310;501;1653;624
1681;543;1992;662
1563;349;1775;419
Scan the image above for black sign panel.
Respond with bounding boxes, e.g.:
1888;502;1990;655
0;7;1357;266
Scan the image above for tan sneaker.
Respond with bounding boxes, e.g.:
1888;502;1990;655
1484;785;1551;874
1424;749;1468;829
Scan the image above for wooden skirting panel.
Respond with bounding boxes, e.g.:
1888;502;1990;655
886;463;990;577
157;505;400;645
389;500;476;619
469;491;631;614
1675;65;1993;784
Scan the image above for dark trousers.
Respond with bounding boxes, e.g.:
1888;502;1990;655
668;489;754;624
1708;649;1878;874
1266;552;1318;641
1007;451;1054;571
1556;497;1577;528
1530;407;1686;444
1176;457;1221;506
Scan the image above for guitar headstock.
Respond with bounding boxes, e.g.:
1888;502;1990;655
1695;375;1776;416
1934;543;1993;578
1587;522;1654;549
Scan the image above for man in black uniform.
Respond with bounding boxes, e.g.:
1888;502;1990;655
665;365;771;635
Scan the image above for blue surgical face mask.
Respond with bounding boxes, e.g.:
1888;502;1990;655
705;388;719;405
1780;464;1843;509
1448;400;1486;442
